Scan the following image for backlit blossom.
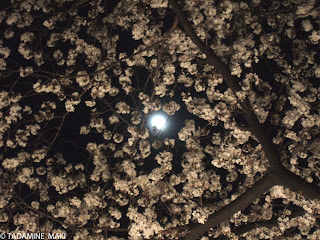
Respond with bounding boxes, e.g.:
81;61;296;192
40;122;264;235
1;0;320;239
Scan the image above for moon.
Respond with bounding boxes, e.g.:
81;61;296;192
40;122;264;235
151;115;167;130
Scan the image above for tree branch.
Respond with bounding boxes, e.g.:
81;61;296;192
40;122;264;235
15;198;128;232
275;166;320;200
168;1;320;239
168;0;283;171
182;172;276;240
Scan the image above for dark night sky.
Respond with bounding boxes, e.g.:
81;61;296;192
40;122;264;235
1;1;320;239
0;0;278;200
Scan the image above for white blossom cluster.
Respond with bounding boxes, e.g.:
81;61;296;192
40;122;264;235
138;92;162;114
162;101;180;116
127;207;163;239
182;94;218;126
86;143;110;182
49;174;78;194
0;0;320;239
33;79;61;95
139;139;151;158
0;40;10;70
116;101;130;114
13;212;37;232
2;152;29;170
65;98;80;112
90;78;119;99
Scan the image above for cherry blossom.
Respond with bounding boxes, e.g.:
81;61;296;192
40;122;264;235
0;0;320;239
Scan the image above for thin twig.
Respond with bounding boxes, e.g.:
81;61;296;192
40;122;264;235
15;197;128;232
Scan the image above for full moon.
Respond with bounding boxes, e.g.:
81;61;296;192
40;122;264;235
151;115;167;130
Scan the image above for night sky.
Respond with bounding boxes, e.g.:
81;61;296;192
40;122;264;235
1;0;320;239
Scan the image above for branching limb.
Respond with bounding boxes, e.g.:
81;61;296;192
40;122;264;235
275;166;320;200
181;172;276;240
168;0;283;171
14;195;128;232
232;205;305;236
168;1;320;239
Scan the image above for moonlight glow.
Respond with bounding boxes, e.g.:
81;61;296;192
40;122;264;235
151;115;167;130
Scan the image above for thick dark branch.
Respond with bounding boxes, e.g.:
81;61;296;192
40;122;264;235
275;166;320;200
168;0;240;91
168;0;283;171
168;1;320;239
182;173;276;240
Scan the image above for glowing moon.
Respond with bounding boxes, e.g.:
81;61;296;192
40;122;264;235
151;115;166;130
